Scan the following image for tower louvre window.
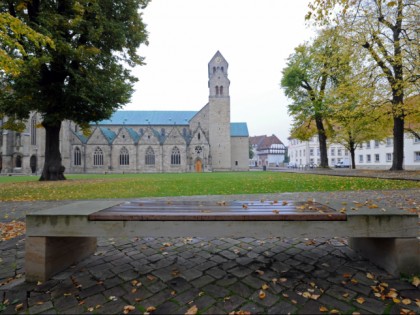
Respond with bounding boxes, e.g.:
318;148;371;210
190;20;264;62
215;86;219;95
220;86;223;95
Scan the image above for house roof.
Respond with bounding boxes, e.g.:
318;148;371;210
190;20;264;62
98;110;197;126
100;127;117;144
250;134;284;149
231;123;249;137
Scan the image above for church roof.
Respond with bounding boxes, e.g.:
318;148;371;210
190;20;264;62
231;123;249;137
98;110;197;126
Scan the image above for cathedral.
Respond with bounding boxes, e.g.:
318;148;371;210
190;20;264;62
0;51;250;174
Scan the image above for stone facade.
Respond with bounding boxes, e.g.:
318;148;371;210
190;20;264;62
0;51;249;174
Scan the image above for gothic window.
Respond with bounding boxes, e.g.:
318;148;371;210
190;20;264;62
198;132;201;140
31;115;37;145
74;147;82;166
215;86;219;96
15;155;22;168
213;66;216;73
119;147;129;165
171;147;181;165
220;86;223;95
93;147;104;166
145;147;155;165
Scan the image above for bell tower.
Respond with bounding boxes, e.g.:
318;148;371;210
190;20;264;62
208;51;231;171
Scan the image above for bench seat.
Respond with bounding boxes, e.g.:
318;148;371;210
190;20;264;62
25;199;419;282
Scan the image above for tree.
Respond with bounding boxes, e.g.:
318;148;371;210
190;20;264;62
0;0;150;180
281;28;348;168
307;0;420;170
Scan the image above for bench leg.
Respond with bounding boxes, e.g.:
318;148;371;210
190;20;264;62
25;236;97;282
348;237;420;276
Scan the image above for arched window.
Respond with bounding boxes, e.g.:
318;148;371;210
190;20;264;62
119;147;129;165
215;86;219;96
31;115;37;145
15;155;22;168
74;147;82;166
93;147;104;166
171;147;181;165
145;147;155;165
198;132;201;140
220;86;224;95
213;66;216;73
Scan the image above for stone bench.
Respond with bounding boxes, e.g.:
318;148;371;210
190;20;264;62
25;199;419;282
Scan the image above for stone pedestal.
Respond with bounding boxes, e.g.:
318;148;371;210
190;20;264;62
349;237;420;276
25;236;97;282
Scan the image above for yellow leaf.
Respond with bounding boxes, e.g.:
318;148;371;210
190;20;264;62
146;306;156;312
366;273;375;279
123;305;135;314
185;305;198;315
393;298;401;304
401;299;411;305
412;276;420;287
261;284;269;290
302;292;312;298
356;297;365;304
330;310;340;314
15;303;23;311
319;306;328;312
259;290;266;299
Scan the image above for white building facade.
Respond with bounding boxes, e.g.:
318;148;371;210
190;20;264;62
288;134;420;170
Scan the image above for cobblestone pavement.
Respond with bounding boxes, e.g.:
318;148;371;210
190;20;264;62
1;187;420;314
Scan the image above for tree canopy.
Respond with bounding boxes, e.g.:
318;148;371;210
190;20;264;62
307;0;420;170
0;0;150;180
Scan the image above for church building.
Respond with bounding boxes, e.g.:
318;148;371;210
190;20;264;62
0;51;250;174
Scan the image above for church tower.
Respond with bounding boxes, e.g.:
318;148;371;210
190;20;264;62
208;51;231;171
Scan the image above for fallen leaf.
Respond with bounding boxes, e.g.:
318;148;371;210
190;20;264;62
15;303;23;312
366;273;375;280
147;275;156;281
255;270;264;276
185;305;198;315
261;284;269;290
258;290;266;299
123;305;136;314
401;299;411;305
319;306;328;312
146;306;156;312
342;292;349;298
412;276;420;287
356;297;365;304
302;292;312;298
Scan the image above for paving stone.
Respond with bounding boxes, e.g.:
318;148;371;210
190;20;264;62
241;275;266;290
202;284;230;299
172;288;201;304
296;299;324;314
179;268;202;282
268;301;298;315
194;260;218;272
78;284;105;299
139;289;173;309
168;277;193;293
228;266;253;279
239;302;265;314
353;296;386;314
190;275;215;288
205;267;227;279
52;294;79;311
318;293;355;313
96;300;127;315
154;301;181;314
216;275;238;287
27;300;54;314
215;294;246;312
250;290;279;308
190;294;217;311
325;286;356;304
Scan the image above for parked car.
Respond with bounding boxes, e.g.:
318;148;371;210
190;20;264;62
334;160;350;168
287;162;297;168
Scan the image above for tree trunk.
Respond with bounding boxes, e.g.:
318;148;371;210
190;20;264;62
315;116;329;168
390;115;404;171
349;141;356;169
40;121;66;181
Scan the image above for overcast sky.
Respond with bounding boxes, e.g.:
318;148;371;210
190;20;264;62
126;0;315;142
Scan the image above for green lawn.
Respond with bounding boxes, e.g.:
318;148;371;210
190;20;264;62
0;172;418;202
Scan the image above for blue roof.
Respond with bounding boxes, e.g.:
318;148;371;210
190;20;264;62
98;110;197;126
100;127;117;144
126;127;140;143
231;123;249;137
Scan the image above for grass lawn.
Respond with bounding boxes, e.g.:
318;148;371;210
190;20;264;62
0;172;418;202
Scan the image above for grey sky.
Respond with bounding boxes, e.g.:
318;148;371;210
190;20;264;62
127;0;314;142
